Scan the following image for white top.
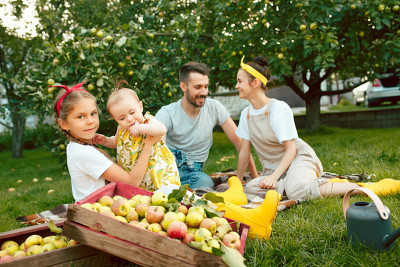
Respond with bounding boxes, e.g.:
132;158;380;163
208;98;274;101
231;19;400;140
155;98;230;162
67;142;113;202
236;100;298;143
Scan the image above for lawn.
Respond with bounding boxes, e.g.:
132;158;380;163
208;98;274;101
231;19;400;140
1;127;400;265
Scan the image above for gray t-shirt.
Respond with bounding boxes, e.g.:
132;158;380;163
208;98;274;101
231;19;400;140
155;98;230;162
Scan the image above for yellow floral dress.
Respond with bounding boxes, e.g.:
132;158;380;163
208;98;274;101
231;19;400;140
116;112;181;191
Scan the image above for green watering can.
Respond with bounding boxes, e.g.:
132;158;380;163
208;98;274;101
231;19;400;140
343;187;400;251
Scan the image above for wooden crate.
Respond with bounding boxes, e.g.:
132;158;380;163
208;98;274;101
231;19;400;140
64;181;249;267
0;220;135;267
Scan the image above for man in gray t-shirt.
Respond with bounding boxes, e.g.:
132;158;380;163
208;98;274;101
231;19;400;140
156;61;257;189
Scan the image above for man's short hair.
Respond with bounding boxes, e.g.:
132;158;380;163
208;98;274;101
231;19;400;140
179;62;210;84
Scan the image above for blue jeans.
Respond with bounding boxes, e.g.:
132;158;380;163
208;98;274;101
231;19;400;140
171;149;214;189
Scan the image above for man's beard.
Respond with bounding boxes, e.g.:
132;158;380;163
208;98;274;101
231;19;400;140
186;92;207;108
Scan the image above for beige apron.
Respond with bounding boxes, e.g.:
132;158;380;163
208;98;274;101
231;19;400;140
243;99;326;200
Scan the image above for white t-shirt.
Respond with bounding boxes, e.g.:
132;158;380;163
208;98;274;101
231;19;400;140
236;100;298;143
155;98;230;162
67;142;113;202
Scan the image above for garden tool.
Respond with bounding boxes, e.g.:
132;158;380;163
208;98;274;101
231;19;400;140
343;187;400;251
214;190;281;239
214;176;248;205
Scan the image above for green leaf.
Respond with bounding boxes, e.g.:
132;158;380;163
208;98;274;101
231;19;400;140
203;192;225;203
220;243;246;267
48;220;63;235
212;246;225;256
79;50;85;60
167;184;189;202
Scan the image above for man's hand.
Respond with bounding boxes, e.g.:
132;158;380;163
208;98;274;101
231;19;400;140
260;176;278;190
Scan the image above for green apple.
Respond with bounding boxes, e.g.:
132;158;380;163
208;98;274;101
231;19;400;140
277;53;284;59
128;70;134;76
310;22;317;30
90;28;97;34
12;250;26;258
194;228;212;242
118;62;125;68
26;245;42;256
96;30;104;37
139;195;151;204
88;84;95;90
393;5;399;12
185;211;203;228
98;195;114;207
299;24;306;31
92;202;103;212
1;241;18;251
0;251;10;257
151;192;168;207
47;78;55;86
115;216;128;223
126;209;139;222
161;211;178;230
24;234;44;250
4;246;18;256
187;227;198;235
149;223;162;233
105;35;113;42
52;236;68;249
188;206;205;217
350;4;356;10
147;49;154;55
80;203;93;210
43;235;55;244
67;239;79;246
52;58;59;65
40;243;57;252
113;195;124;201
176;212;186;222
378;4;385;12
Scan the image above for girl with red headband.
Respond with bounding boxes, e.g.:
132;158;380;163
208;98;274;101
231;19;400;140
52;82;160;202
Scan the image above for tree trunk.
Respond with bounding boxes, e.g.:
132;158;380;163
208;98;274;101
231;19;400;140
11;114;26;158
305;96;321;132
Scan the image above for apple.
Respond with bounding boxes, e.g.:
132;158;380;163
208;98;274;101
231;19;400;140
105;35;113;42
141;218;149;223
310;22;317;30
0;255;13;263
199;218;217;235
1;241;18;251
129;220;139;227
40;243;56;252
139;195;151;205
185;211;203;228
24;234;44;250
158;231;168;236
118;62;125;68
300;24;306;31
194;228;212;242
26;245;42;256
0;251;10;257
126;209;139;222
52;58;59;65
149;223;162;233
201;238;220;253
178;205;188;215
80;203;93;210
161;212;178;230
222;231;241;250
211;217;229;227
115;216;128;223
151;192;168;207
145;206;165;224
135;203;150;218
113;195;124;201
88;84;95;90
176;212;186;222
92;202;103;212
7;188;15;192
136;222;150;230
96;30;104;37
52;236;68;249
378;4;385;11
111;198;130;216
129;195;141;208
3;246;18;256
188;206;205;217
99;206;115;218
12;250;26;258
18;243;24;251
128;70;134;76
17;179;22;183
47;78;55;86
43;235;55;244
68;239;79;246
147;49;153;55
393;5;399;12
187;227;198;235
277;53;284;59
90;28;97;34
350;4;356;10
167;221;187;239
182;233;195;244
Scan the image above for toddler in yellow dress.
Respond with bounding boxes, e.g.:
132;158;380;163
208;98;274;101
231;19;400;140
95;86;180;191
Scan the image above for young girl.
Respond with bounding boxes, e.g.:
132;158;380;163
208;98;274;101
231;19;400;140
53;82;161;202
94;85;181;191
234;56;365;200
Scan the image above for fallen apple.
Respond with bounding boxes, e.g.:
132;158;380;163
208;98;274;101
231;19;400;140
167;221;187;239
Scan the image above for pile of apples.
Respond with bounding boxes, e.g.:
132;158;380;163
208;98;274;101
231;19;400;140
79;192;242;254
0;233;78;263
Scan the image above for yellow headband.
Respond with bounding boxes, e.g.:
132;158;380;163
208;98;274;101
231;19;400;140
240;56;268;86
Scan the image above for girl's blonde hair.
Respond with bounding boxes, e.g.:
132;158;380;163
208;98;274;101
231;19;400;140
107;80;140;113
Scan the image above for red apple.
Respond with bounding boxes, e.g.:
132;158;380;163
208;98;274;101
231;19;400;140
222;231;241;250
178;204;188;215
0;255;13;263
111;198;130;216
167;221;187;239
145;206;165;223
135;203;150;218
182;233;195;244
161;212;178;230
199;218;217;235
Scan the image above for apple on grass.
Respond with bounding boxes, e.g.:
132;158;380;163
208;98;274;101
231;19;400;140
167;221;187;239
145;206;165;223
151;192;168;207
185;211;203;228
161;212;178;230
111;198;130;217
222;231;241;250
199;218;217;235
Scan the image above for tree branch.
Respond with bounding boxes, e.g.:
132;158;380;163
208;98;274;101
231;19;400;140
0;120;12;130
283;74;306;100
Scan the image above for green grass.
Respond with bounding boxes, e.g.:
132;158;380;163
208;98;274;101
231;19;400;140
1;127;400;265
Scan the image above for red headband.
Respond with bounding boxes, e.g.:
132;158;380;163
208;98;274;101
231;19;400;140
50;82;88;116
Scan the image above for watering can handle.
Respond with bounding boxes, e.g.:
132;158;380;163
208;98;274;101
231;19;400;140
343;187;389;220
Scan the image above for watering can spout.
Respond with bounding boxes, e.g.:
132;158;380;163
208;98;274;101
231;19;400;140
383;227;400;248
